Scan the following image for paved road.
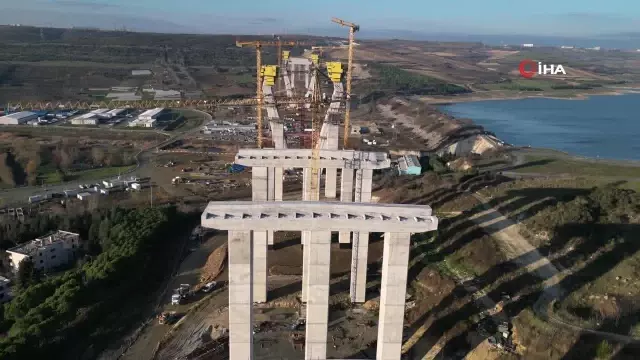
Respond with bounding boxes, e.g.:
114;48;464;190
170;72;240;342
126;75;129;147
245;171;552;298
0;110;212;206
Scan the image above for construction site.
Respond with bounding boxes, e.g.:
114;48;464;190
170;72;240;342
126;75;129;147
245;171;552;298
5;18;536;360
95;18;435;360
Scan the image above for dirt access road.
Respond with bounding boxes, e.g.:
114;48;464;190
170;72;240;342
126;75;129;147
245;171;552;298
469;192;640;344
120;233;227;360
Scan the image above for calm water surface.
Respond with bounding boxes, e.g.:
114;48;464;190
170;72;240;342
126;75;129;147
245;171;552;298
438;94;640;160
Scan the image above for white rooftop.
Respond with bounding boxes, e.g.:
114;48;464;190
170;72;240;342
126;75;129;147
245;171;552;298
139;107;164;118
1;111;36;120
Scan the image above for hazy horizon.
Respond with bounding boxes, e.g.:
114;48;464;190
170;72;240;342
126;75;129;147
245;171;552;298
2;0;640;48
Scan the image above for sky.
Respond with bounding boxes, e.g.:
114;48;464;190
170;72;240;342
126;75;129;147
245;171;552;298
2;0;640;37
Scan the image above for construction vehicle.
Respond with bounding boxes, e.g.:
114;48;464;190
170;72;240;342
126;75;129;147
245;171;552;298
171;293;182;305
331;17;360;149
158;311;179;325
290;331;305;350
202;281;218;293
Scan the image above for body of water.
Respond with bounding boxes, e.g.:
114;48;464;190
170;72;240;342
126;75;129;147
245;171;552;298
438;94;640;161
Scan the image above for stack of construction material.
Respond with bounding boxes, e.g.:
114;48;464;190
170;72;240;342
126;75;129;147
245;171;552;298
199;244;227;286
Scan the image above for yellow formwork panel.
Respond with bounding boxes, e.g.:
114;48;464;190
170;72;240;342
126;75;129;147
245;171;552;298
311;54;319;65
264;78;276;86
326;61;343;82
260;65;278;77
326;62;343;73
282;51;290;60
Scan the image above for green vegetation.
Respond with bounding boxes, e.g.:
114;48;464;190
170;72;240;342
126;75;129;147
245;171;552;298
595;340;614;359
0;138;139;187
513;154;640;178
0;206;191;359
359;63;470;101
163;109;207;132
65;165;136;182
429;156;447;173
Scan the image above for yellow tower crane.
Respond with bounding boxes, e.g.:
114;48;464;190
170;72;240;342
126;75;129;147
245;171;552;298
236;40;312;148
331;17;359;149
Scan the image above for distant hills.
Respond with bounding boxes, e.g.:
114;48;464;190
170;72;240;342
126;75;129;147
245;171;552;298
1;7;639;50
301;27;640;50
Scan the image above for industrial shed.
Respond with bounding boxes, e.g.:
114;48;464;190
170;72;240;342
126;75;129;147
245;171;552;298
0;111;38;125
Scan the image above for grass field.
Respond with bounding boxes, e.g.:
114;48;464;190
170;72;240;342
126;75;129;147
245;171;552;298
165;109;208;132
513;153;640;179
38;165;136;185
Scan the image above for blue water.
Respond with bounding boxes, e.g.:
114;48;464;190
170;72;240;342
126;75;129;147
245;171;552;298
438;94;640;161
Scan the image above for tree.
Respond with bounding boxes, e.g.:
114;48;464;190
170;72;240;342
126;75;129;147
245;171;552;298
56;149;72;170
25;159;38;186
91;147;106;165
16;259;40;290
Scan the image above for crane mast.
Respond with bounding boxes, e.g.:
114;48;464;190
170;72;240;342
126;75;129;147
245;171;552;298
331;17;359;149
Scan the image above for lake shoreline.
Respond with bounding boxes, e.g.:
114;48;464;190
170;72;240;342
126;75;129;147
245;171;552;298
434;91;640;164
420;88;640;106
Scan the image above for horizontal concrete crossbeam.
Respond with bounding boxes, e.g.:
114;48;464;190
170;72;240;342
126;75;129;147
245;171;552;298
235;149;391;169
202;201;437;232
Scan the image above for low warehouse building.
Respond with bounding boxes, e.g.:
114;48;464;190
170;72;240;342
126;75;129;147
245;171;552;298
0;111;38;125
398;154;422;175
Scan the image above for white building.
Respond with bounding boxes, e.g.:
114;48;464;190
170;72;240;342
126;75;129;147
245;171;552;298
138;108;164;121
70;109;110;125
0;111;38;125
144;89;180;100
522;43;534;48
77;192;94;200
104;108;126;118
128;118;157;128
0;276;11;303
71;117;99;125
106;92;142;101
6;230;80;273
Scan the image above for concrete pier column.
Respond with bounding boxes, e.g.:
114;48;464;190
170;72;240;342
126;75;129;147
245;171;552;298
352;169;373;244
302;168;311;246
376;232;411;360
305;65;310;89
339;169;354;244
252;167;268;201
360;169;373;203
267;167;276;245
301;234;311;302
324;168;337;199
305;231;331;360
274;167;283;201
252;231;267;303
227;230;253;360
251;168;268;302
350;231;369;303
